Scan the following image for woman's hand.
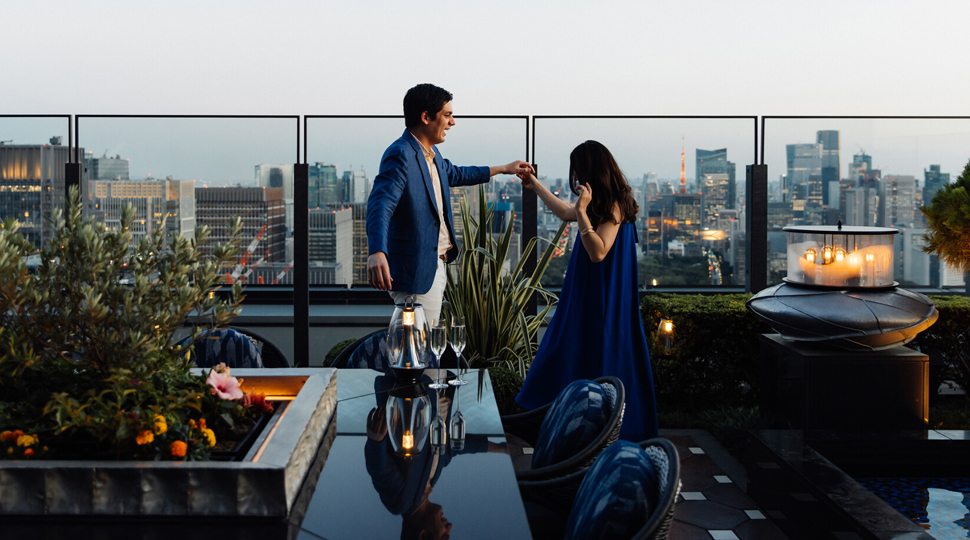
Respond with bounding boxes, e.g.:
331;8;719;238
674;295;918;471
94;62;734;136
574;182;592;218
516;171;537;191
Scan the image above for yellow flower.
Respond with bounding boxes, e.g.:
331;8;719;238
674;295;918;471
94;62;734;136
152;415;168;435
0;430;12;441
136;430;154;446
188;419;197;429
201;428;216;447
5;447;11;455
16;435;35;447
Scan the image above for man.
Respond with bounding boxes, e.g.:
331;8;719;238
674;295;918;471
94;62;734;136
366;83;532;322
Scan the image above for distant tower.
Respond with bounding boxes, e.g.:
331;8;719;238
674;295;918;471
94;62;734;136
679;137;687;194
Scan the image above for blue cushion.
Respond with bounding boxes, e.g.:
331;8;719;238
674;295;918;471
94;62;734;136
347;332;388;370
191;329;263;369
532;379;609;469
564;441;660;540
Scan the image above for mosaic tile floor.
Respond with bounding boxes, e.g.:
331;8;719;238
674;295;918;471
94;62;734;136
662;431;789;540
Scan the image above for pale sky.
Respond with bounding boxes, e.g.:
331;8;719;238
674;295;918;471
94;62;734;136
4;0;970;183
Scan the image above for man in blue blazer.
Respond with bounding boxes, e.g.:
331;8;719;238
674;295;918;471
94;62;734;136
366;84;532;323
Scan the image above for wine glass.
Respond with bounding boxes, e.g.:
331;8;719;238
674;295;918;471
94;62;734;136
449;316;468;386
430;392;447;451
428;318;448;390
450;383;466;451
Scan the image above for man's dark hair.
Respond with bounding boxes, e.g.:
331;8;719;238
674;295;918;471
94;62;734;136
404;84;453;129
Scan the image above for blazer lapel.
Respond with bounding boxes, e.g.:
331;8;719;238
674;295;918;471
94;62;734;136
403;130;440;215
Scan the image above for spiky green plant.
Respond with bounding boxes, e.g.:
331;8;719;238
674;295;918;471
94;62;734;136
444;185;567;378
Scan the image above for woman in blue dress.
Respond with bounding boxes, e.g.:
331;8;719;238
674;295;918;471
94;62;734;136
515;140;658;442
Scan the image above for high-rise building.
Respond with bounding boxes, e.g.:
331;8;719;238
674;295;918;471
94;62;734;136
195;186;286;264
696;149;736;209
84;152;130;181
878;175;917;227
701;173;730;227
309;207;352;285
843;187;879;227
85;177;195;247
349;203;368;285
255;164;294;236
307;163;339;208
816;131;840;208
922;164;950;208
672;192;701;254
785;143;822;202
341;167;369;204
0;138;76;249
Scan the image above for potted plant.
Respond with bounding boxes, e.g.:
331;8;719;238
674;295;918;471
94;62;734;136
443;185;566;379
0;187;270;461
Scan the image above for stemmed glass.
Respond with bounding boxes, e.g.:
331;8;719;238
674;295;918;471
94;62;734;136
449;316;468;386
450;383;466;451
428;318;448;390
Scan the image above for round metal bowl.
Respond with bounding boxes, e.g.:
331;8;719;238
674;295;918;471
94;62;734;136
746;283;938;351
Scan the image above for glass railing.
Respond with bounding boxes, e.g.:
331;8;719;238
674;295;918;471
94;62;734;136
305;115;529;288
76;115;299;287
0;115;72;251
533;116;757;289
762;117;970;291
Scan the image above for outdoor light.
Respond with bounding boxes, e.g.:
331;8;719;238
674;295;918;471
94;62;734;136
387;295;430;377
385;383;431;458
658;319;674;353
747;222;937;351
652;279;658;287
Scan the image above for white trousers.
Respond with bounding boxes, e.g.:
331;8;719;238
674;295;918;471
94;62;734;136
389;258;447;324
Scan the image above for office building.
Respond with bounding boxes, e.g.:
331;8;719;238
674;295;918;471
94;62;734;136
195;186;286;264
879;175;917;227
701;173;730;227
844;187;878;227
0;138;76;249
785;143;822;202
85;177;195;247
696;149;736;209
816;131;840;208
83;152;130;181
309;207;352;285
923;164;950;208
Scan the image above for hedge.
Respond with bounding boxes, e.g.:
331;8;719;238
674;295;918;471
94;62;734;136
911;295;970;393
640;294;771;412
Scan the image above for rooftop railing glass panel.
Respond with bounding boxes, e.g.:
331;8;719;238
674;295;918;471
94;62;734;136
75;116;299;288
305;115;529;288
533;116;757;289
762;117;970;291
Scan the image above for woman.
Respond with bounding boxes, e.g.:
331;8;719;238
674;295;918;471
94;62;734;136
515;140;658;442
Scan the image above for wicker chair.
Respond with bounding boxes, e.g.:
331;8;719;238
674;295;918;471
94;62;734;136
502;376;625;504
178;326;289;369
231;327;289;368
521;438;681;540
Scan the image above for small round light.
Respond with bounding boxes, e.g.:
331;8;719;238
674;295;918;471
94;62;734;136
822;246;833;262
805;249;817;263
865;253;875;262
834;248;845;262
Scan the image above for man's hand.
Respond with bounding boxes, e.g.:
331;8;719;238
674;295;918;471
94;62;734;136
491;161;534;177
367;252;393;291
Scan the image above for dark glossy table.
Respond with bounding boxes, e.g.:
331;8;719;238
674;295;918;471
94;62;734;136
2;368;531;540
294;368;530;540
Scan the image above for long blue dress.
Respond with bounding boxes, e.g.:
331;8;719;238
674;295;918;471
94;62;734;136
516;222;659;442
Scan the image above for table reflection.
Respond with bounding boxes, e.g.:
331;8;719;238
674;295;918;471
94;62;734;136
362;372;508;540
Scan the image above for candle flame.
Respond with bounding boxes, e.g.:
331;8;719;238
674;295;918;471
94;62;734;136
403;431;413;450
403;310;414;326
664;321;673;333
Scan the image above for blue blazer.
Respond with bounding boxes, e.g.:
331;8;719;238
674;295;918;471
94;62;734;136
366;130;489;294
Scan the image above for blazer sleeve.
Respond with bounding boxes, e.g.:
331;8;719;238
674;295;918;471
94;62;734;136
366;145;409;255
438;158;490;188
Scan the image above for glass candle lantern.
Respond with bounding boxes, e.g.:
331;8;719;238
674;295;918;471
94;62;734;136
784;224;898;289
385;383;432;457
387;295;430;371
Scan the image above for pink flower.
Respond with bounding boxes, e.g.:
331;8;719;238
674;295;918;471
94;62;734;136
206;366;243;400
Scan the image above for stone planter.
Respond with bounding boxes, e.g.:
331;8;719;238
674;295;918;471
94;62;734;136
0;368;336;518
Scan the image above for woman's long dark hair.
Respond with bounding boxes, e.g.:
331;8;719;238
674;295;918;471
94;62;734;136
569;140;639;228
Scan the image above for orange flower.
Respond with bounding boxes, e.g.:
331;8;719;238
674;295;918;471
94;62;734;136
23;448;34;457
170;440;187;458
188;419;197;428
198;419;206;431
152;415;168;435
0;431;13;442
136;430;154;446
